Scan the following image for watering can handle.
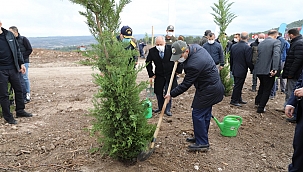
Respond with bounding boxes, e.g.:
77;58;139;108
228;115;243;125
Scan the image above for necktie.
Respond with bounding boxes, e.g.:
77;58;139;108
159;51;164;59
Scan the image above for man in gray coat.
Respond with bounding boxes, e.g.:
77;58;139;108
253;30;281;113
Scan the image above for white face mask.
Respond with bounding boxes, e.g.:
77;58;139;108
156;45;165;52
167;32;174;37
234;38;239;42
258;38;264;42
178;57;186;63
208;40;215;44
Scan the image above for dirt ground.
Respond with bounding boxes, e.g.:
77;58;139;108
0;49;296;172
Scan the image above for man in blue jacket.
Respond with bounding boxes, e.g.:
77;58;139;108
0;21;32;124
285;71;303;171
165;40;224;151
202;33;224;72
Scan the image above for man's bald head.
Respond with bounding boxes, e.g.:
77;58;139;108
258;33;265;39
155;36;166;46
240;32;249;41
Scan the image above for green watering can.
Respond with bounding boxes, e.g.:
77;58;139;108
212;115;242;137
143;98;152;119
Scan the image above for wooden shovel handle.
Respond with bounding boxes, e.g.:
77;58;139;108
150;61;178;148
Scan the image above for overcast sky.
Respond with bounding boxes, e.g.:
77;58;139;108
1;0;302;37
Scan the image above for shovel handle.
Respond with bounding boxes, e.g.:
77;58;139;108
150;61;178;148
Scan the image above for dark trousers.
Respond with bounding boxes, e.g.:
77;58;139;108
0;69;25;122
252;73;257;89
255;75;276;109
289;107;303;171
231;77;245;103
156;81;171;112
192;107;212;145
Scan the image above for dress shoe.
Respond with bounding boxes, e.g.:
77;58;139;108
286;117;297;123
257;108;266;113
165;111;172;116
239;100;247;104
186;137;196;143
16;111;33;118
230;102;242;107
7;119;17;124
188;143;209;151
152;109;161;113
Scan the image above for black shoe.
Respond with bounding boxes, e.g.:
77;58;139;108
165;111;172;116
286;117;297;123
239;100;247;104
230;102;242;107
16;111;33;118
152;109;161;113
186;137;196;143
188;143;209;151
7;119;17;124
257;108;266;113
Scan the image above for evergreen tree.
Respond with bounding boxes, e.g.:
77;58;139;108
69;0;155;161
211;0;237;96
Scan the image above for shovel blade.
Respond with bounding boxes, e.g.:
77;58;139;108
137;147;155;161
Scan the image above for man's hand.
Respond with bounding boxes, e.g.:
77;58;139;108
219;66;224;70
294;88;303;98
20;64;26;74
285;105;295;118
164;94;171;101
269;70;277;77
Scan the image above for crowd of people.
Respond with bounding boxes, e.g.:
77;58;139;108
136;24;303;171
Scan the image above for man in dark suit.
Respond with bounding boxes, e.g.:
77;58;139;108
230;32;254;107
285;71;303;171
146;36;182;116
253;30;281;113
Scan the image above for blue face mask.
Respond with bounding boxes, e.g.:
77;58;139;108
122;38;131;43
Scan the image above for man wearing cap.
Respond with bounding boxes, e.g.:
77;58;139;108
146;36;182;116
165;40;224;151
165;25;177;45
117;25;138;66
0;20;33;124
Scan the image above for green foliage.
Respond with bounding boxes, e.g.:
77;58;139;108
211;0;236;96
69;0;155;161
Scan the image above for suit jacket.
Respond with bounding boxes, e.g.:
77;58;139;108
253;37;281;76
287;72;303;121
230;41;254;78
145;45;182;95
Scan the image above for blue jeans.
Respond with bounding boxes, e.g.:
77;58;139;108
192;107;212;145
22;63;30;93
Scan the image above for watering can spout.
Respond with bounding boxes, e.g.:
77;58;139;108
212;115;224;132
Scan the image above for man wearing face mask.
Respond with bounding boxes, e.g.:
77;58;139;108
253;30;281;113
165;25;177;46
202;33;224;72
116;26;138;67
282;28;303;123
145;36;182;116
164;40;224;151
230;32;254;107
250;33;265;92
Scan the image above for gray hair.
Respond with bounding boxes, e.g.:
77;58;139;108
155;35;165;42
240;32;249;40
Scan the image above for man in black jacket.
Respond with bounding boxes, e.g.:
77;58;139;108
230;32;254;107
285;70;303;171
0;21;32;124
9;26;33;103
146;36;182;116
282;28;303;122
165;40;224;151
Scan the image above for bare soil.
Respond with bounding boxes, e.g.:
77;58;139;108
0;49;295;172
